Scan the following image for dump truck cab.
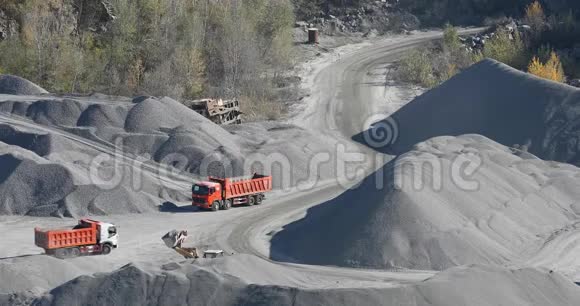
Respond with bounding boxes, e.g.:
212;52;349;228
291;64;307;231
95;220;119;248
73;219;119;249
192;181;222;210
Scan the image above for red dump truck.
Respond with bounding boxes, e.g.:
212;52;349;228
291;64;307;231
34;219;119;258
192;173;272;211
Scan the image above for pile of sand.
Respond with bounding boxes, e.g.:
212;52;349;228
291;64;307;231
0;141;160;217
355;59;580;165
272;135;580;270
0;75;48;95
18;261;580;306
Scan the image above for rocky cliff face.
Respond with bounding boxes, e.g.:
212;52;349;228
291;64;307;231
0;0;115;41
75;0;116;33
0;9;18;40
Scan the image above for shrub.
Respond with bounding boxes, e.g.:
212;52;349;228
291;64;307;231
443;23;461;52
528;51;565;82
482;29;527;69
240;95;286;121
397;49;436;88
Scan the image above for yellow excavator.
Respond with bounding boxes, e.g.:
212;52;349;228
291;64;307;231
162;230;199;259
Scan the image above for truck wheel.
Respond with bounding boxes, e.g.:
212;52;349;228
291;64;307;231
223;199;232;210
255;195;263;205
102;244;112;255
211;201;220;211
71;247;81;257
248;196;256;206
54;248;68;259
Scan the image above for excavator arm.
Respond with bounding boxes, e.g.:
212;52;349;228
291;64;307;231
162;230;199;259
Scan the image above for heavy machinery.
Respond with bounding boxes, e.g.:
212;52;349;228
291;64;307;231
203;250;225;258
161;230;199;259
162;230;226;259
34;219;118;259
192;173;272;211
187;98;242;125
162;230;199;259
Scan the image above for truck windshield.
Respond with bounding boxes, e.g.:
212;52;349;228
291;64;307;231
192;185;210;195
108;227;117;238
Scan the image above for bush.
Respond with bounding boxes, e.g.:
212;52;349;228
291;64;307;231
443;23;461;52
397;49;436;88
397;24;479;87
240;95;286;121
482;29;527;69
528;51;565;82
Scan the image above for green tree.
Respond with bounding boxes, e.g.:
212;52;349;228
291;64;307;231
443;23;461;52
292;0;323;20
483;29;527;68
0;0;295;121
524;0;546;31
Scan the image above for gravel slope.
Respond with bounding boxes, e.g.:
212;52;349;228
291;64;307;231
20;261;580;306
272;135;580;270
0;92;340;216
355;59;580;166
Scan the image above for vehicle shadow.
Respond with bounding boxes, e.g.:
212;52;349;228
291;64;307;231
0;254;42;260
158;202;203;213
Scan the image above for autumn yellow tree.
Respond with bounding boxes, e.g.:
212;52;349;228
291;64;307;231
525;1;546;31
528;51;565;82
545;52;565;82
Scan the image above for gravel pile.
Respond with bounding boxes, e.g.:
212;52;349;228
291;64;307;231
0;141;160;217
0;77;339;216
0;151;76;216
22;261;580;306
0;75;48;95
272;135;580;270
357;59;580;165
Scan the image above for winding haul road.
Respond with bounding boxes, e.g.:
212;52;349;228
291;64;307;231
215;29;488;286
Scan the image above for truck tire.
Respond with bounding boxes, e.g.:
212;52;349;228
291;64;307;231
223;199;232;210
102;244;112;255
248;196;256;206
211;201;220;211
71;247;81;257
255;194;263;205
54;248;68;259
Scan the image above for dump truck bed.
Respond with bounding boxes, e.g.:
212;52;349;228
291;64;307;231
212;174;272;199
34;226;97;250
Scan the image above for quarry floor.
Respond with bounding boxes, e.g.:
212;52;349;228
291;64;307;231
4;27;579;298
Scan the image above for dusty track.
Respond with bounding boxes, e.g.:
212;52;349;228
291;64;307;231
215;29;487;285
